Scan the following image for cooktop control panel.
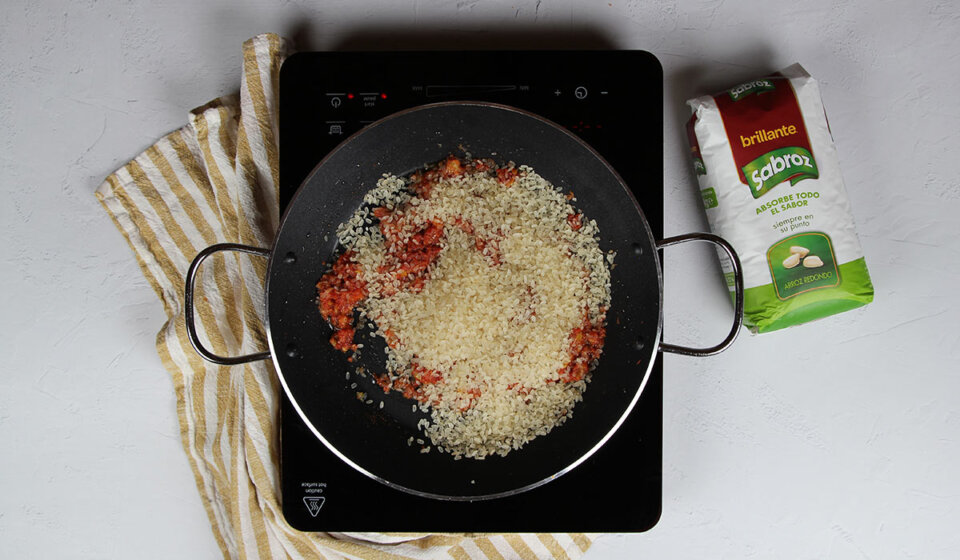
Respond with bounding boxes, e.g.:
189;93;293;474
280;50;656;212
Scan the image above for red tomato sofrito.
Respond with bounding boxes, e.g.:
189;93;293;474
315;251;367;352
376;213;445;294
374;363;444;404
557;313;607;383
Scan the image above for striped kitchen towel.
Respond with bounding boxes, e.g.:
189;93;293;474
95;33;597;560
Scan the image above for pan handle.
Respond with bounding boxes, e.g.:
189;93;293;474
656;233;744;357
184;243;272;365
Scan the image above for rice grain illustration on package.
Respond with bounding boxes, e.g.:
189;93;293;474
686;64;874;333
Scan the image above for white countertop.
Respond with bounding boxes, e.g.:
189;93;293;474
2;1;958;558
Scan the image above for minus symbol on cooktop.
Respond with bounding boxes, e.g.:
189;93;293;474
325;93;346;96
601;91;609;95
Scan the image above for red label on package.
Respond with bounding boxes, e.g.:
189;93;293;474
715;75;818;198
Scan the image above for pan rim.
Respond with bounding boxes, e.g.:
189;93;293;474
266;100;663;501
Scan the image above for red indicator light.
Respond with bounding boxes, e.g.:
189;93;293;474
347;93;354;99
380;93;387;99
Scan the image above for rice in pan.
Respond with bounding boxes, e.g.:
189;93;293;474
316;156;613;459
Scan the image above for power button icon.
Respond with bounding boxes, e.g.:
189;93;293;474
574;86;588;100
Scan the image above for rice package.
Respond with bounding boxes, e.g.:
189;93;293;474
685;64;873;333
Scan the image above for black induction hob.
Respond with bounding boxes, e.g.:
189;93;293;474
278;50;662;532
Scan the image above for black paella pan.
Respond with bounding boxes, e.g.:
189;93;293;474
184;102;744;500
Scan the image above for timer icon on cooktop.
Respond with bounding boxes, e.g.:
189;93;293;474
575;86;588;99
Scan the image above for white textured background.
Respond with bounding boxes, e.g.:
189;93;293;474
2;1;958;558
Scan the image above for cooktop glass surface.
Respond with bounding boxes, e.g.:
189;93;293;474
278;50;662;532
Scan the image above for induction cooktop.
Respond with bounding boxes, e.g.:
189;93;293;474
278;50;662;532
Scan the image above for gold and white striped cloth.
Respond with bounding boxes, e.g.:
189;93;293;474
96;33;598;560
